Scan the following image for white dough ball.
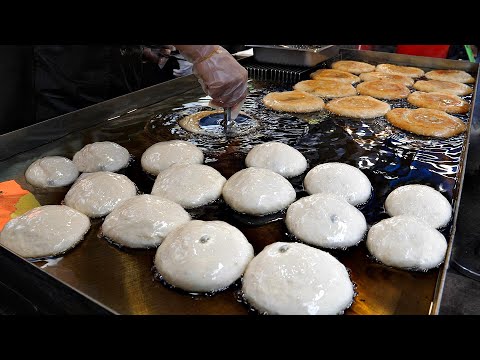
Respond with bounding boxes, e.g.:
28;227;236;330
304;162;372;206
245;141;308;178
242;242;355;315
151;164;226;209
141;140;204;176
0;205;90;258
25;156;79;188
286;193;367;249
102;194;191;248
222;167;296;216
73;141;130;172
64;171;137;218
366;215;448;271
385;184;452;228
155;220;254;293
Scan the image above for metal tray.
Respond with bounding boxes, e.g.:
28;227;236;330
0;49;478;314
247;44;339;67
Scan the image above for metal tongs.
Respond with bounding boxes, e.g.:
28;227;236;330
221;107;234;136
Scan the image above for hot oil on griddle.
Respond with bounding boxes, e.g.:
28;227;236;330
142;78;469;314
27;66;472;314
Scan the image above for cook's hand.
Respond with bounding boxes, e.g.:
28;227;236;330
143;45;176;69
175;45;248;119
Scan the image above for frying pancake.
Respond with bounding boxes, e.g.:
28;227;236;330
331;60;375;74
425;69;475;84
385;108;467;138
407;91;470;114
325;95;391;119
413;80;473;96
242;242;355;315
73;141;130;173
356;80;410;100
293;79;357;98
25;156;79;188
376;63;424;78
366;215;447;271
359;72;414;87
385;184;452;229
310;69;360;84
155;220;254;293
262;90;325;113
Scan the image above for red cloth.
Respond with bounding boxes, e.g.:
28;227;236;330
396;45;450;58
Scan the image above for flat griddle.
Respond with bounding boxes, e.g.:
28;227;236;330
0;49;478;314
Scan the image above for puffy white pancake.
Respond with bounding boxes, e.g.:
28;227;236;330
245;141;307;178
425;69;475;84
102;194;191;248
359;72;415;87
376;63;425;78
151;164;226;209
331;60;375;74
25;156;79;188
242;242;355;315
385;184;452;228
64;171;137;218
304;162;372;206
154;220;254;293
286;193;367;249
366;215;448;271
141;140;204;176
73;141;130;172
262;90;325;113
0;205;90;259
222;167;297;215
325;95;391;119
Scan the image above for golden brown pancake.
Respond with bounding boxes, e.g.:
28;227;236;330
359;72;414;87
407;91;470;114
179;110;222;135
376;64;424;78
386;108;467;138
331;60;375;74
425;69;475;84
325;95;391;119
356;80;410;100
413;80;473;96
310;69;360;84
293;79;357;98
263;90;325;113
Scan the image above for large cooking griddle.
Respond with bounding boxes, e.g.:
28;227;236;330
0;49;478;314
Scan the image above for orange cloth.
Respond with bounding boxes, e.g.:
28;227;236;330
0;180;40;231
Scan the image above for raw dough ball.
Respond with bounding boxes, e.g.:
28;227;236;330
154;220;254;293
242;242;355;315
0;205;90;258
73;141;130;172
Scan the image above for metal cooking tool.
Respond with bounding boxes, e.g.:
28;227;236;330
221;107;233;136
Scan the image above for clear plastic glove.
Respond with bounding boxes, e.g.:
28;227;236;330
175;45;248;120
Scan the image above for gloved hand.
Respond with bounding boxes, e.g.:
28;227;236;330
142;45;176;69
175;45;248;120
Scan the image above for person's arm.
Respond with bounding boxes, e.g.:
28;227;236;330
174;45;248;119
